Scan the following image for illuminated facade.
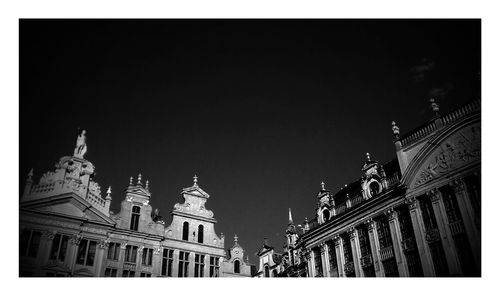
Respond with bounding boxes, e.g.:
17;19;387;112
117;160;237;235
258;99;481;277
19;134;252;277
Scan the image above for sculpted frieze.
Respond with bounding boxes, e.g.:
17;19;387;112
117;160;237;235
412;125;480;188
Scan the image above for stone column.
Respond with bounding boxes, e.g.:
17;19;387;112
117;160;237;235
95;239;108;277
334;235;345;277
348;227;363;277
451;179;481;270
321;243;331;277
152;247;161;277
39;230;56;270
386;208;409;277
428;189;462;276
406;197;435;276
365;219;384;277
308;249;316;277
203;254;210;278
136;246;144;276
187;252;195;277
68;235;83;276
172;249;179;277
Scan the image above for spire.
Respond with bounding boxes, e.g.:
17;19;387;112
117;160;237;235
392;121;400;140
106;186;112;200
137;173;142;185
193;174;198;186
366;152;371;162
288;208;293;224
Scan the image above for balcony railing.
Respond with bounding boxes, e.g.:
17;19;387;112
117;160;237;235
399;100;480;147
379;247;394;261
449;220;465;236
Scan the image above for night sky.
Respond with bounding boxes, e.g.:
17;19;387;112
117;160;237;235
20;19;480;266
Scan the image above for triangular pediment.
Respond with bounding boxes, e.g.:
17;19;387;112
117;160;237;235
127;186;150;197
182;185;210;198
402;116;480;190
21;193;115;225
257;245;274;256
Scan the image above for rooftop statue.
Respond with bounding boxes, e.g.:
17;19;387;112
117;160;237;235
74;129;87;158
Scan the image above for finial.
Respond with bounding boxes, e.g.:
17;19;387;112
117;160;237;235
193;174;198;186
137;173;142;185
264;237;268;246
234;234;238;243
27;168;34;181
129;176;133;185
106;186;112;200
320;181;325;191
145;180;149;190
288;208;293;224
392;121;400;139
366;152;371;161
430;98;440;114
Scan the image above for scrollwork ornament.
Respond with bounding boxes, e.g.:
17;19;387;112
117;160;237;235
385;208;397;221
71;234;83;245
348;227;357;239
98;238;110;249
365;219;375;231
405;197;417;210
427;189;442;203
333;235;342;246
451;179;467;194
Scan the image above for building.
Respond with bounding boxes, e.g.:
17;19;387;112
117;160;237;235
19;132;253;277
255;99;480;277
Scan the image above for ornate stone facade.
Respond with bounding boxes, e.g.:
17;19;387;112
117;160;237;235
19;133;253;277
260;99;480;278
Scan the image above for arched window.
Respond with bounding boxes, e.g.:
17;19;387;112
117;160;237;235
198;225;204;243
182;222;189;241
234;259;240;273
369;182;380;197
322;209;330;222
130;206;140;231
264;265;270;277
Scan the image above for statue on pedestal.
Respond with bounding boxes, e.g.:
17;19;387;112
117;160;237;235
74;129;87;158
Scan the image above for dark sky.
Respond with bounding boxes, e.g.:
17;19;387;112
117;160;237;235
20;19;480;265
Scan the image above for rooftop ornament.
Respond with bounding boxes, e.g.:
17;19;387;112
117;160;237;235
106;186;112;200
193;174;198;186
234;234;238;243
320;181;326;191
137;173;142;185
129;176;133;186
392;121;400;140
430;98;440;116
145;180;149;190
73;129;87;159
366;152;371;162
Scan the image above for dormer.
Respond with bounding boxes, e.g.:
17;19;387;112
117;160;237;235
361;153;388;199
113;174;164;235
316;181;333;225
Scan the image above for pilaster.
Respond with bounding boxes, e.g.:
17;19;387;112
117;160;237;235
334;235;345;277
348;227;363;277
320;243;329;277
95;239;108;277
451;179;481;271
386;208;409;277
406;197;435;276
428;189;462;276
365;219;384;277
172;249;180;277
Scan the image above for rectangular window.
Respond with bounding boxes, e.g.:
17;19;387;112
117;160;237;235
161;249;174;277
50;234;70;262
76;239;97;266
142;248;154;266
107;242;121;260
358;226;371;257
178;251;189;277
130;206;141;231
209;256;219;277
376;218;393;249
122;270;135;277
105;268;117;277
125;245;138;263
140;272;152;277
327;241;337;270
313;247;323;276
194;254;205;277
20;229;42;258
